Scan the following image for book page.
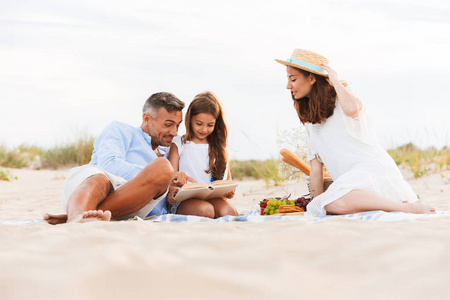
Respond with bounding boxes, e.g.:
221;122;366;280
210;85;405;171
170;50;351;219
205;183;238;200
210;180;235;186
175;186;213;202
180;182;209;190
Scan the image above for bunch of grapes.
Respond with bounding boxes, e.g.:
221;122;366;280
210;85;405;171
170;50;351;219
294;195;312;211
259;195;312;215
259;197;295;215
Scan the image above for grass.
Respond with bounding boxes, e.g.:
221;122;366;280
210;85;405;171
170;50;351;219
230;159;285;188
0;134;448;183
0;135;95;171
387;143;449;178
0;168;17;181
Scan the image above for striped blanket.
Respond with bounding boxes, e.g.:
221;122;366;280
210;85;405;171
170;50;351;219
3;209;449;225
143;209;450;223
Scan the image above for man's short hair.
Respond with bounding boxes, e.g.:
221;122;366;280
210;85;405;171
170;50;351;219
143;92;185;116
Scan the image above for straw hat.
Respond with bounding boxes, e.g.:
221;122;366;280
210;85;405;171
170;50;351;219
275;49;329;77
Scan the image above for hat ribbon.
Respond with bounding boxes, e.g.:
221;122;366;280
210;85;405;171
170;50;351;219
286;58;325;74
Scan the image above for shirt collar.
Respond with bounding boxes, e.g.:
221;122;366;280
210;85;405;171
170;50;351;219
139;127;153;148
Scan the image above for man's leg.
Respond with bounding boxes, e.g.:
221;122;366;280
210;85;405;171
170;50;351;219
43;173;112;224
66;174;113;223
97;157;173;218
44;158;173;224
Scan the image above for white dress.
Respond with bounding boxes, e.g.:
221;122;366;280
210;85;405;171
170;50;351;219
304;100;418;216
172;135;229;183
172;135;212;184
169;136;228;214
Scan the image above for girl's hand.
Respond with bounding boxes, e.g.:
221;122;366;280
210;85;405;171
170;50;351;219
172;172;197;187
223;189;236;199
321;64;340;87
167;184;179;205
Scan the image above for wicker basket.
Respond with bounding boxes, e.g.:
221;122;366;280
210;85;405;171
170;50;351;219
305;176;333;194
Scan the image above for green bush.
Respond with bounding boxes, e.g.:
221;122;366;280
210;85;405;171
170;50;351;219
0;168;17;181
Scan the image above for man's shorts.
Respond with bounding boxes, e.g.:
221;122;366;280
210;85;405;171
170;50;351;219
61;165;168;220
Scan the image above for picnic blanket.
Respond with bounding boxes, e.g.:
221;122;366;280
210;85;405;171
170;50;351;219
143;209;450;223
3;209;450;225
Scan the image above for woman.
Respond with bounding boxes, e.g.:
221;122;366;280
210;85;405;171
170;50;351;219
276;49;435;216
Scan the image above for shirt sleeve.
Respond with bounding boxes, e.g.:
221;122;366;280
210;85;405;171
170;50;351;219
91;122;144;180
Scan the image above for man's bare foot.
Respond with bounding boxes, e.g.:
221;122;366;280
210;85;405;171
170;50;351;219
43;213;68;225
404;202;436;214
67;210;112;223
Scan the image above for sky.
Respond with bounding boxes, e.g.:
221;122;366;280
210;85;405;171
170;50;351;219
1;0;449;160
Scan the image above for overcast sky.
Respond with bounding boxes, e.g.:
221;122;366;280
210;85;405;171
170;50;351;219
1;0;449;160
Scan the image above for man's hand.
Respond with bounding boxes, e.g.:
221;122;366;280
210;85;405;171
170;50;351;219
167;184;180;205
172;171;196;187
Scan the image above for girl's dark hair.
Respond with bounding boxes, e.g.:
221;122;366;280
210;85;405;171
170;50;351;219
185;92;228;180
293;68;336;124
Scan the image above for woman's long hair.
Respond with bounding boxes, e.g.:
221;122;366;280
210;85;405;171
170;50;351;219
293;68;337;124
184;91;228;181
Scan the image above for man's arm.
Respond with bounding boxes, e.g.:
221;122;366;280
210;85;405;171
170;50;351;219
92;122;146;181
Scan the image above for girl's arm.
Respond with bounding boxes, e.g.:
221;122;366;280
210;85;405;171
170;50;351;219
168;143;195;187
168;143;180;175
309;158;324;199
321;64;362;118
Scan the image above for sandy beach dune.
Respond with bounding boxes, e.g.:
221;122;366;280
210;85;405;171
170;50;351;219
1;168;449;300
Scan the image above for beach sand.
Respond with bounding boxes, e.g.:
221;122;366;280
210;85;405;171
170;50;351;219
1;168;449;300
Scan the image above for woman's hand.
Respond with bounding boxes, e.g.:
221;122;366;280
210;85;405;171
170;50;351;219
321;63;361;117
223;189;236;199
321;63;340;87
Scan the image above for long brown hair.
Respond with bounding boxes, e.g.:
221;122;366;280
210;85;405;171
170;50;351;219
293;68;336;124
184;92;228;181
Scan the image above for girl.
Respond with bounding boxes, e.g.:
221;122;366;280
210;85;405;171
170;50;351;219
168;91;238;218
276;49;435;216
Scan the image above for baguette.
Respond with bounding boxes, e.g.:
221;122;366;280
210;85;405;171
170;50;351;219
280;148;331;177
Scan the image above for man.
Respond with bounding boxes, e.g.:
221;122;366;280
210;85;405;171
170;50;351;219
44;92;185;224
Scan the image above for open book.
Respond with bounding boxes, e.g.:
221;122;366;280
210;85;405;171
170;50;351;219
175;180;238;202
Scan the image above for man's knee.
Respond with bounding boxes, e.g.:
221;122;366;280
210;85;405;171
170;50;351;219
82;174;112;197
141;158;173;185
154;157;174;178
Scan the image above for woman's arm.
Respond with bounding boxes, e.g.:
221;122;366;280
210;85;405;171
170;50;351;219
309;158;324;199
321;64;362;118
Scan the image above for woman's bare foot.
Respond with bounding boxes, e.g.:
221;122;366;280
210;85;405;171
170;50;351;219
403;202;436;214
67;210;112;223
43;213;68;225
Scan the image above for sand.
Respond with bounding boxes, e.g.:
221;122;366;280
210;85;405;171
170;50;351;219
1;167;449;300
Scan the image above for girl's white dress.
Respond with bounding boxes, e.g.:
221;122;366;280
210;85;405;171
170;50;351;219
172;135;212;184
169;135;228;213
304;100;418;216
